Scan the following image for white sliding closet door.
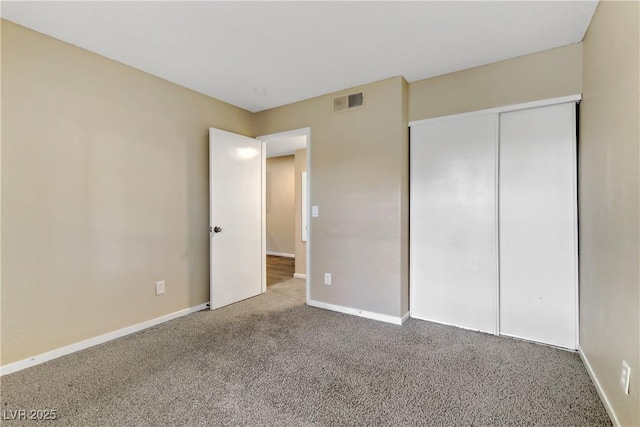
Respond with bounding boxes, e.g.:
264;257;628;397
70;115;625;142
499;103;578;349
411;115;497;334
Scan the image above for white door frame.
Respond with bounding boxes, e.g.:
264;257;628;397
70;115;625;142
257;127;311;303
261;141;267;293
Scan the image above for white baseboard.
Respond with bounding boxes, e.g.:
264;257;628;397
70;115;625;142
401;311;410;324
293;273;307;279
579;346;620;427
0;302;210;376
307;299;405;325
266;251;295;258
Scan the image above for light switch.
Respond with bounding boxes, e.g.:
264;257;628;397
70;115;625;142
312;205;319;217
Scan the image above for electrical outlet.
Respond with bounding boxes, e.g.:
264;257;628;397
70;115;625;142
155;280;165;296
621;360;631;394
324;273;332;285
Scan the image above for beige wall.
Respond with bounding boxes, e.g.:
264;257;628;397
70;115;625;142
266;155;295;255
0;21;4;347
254;77;409;318
294;149;307;275
579;2;640;426
0;21;253;365
408;43;583;121
4;21;639;427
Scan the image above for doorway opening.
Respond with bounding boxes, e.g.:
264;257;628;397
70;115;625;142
258;128;310;299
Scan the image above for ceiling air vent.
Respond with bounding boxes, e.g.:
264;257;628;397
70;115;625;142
333;91;364;112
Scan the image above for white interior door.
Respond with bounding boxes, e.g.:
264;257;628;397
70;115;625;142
209;128;264;310
410;114;498;334
499;103;578;349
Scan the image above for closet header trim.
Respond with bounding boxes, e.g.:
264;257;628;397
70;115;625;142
408;94;582;127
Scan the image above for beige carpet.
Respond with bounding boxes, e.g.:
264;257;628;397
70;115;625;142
0;278;610;426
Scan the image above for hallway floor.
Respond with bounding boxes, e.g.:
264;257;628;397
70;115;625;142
266;255;295;286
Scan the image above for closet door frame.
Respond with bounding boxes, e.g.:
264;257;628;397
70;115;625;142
409;94;581;350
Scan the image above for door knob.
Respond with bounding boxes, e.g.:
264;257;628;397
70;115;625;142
213;226;222;233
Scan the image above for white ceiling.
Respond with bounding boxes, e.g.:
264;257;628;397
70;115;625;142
265;135;307;159
1;1;598;113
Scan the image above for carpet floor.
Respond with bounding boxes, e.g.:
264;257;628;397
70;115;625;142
1;279;609;426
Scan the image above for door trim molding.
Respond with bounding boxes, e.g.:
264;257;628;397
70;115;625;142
409;94;582;127
0;302;209;376
257;128;311;141
266;251;295;258
308;300;405;325
257;127;311;304
262;141;267;294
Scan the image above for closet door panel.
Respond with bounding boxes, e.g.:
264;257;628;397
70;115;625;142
499;103;577;349
410;115;497;334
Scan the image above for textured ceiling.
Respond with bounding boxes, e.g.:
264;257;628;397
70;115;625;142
1;1;598;112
